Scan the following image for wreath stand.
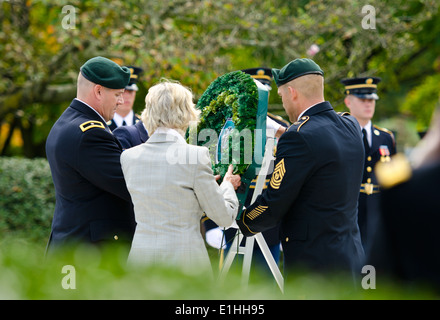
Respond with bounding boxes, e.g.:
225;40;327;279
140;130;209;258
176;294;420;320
218;132;284;293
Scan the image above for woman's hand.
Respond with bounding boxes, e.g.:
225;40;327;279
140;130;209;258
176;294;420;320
223;164;241;190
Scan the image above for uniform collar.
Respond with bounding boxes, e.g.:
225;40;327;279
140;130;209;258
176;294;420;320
113;110;134;127
73;98;107;124
298;101;333;119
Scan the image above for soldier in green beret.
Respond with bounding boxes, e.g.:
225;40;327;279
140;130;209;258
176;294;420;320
237;58;365;280
45;56;136;259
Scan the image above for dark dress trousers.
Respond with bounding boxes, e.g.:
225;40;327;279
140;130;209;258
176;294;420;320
237;102;365;276
45;99;136;253
113;120;149;150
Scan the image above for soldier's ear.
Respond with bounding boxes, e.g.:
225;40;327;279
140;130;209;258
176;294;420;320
93;84;103;99
287;85;297;100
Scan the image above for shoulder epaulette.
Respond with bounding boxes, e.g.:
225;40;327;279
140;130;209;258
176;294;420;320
291;115;310;132
375;153;412;189
337;111;351;116
373;124;393;136
79;120;105;132
373;124;395;142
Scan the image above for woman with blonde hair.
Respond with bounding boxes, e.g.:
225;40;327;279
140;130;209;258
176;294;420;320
120;79;241;274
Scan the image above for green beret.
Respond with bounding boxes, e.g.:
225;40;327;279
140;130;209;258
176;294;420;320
80;56;131;89
272;58;324;87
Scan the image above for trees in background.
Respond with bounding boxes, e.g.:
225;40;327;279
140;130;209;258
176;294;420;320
1;0;439;157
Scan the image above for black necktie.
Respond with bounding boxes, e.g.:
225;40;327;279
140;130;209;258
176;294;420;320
122;120;127;126
362;128;370;154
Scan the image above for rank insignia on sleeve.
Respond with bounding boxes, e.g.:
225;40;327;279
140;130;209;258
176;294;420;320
79;120;105;132
246;205;268;220
270;158;286;189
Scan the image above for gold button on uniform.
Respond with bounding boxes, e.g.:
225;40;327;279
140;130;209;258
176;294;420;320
114;235;118;240
367;156;372;161
367;166;372;172
285;237;289;242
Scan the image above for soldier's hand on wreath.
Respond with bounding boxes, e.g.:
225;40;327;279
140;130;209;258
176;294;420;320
223;164;241;190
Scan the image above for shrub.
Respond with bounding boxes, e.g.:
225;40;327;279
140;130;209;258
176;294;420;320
0;156;54;243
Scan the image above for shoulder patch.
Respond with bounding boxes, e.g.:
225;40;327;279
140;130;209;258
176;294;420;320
375;153;412;189
291;115;310;132
79;120;105;132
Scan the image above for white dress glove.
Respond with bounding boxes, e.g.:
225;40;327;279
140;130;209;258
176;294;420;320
205;227;226;249
266;116;282;133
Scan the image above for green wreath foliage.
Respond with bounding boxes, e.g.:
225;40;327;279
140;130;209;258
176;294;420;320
195;71;259;176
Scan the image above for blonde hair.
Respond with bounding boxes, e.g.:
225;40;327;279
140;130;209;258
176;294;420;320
141;79;200;134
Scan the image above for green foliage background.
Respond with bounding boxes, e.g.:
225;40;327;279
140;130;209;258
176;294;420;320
0;157;54;242
1;0;439;157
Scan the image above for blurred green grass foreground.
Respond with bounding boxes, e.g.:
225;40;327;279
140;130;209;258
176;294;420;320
0;157;438;300
0;238;438;300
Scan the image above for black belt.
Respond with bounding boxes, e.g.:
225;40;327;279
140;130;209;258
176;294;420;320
360;183;380;195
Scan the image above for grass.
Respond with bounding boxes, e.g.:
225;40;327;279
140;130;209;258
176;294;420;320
0;237;438;300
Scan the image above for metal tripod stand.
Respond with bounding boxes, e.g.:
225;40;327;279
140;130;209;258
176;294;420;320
218;133;284;293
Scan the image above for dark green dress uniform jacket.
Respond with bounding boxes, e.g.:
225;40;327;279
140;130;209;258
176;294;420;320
45;99;136;253
237;102;365;275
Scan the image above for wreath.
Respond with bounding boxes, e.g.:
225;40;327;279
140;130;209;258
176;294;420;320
193;71;259;177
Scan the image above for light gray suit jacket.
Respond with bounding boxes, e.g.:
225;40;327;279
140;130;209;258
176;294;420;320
120;130;239;273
